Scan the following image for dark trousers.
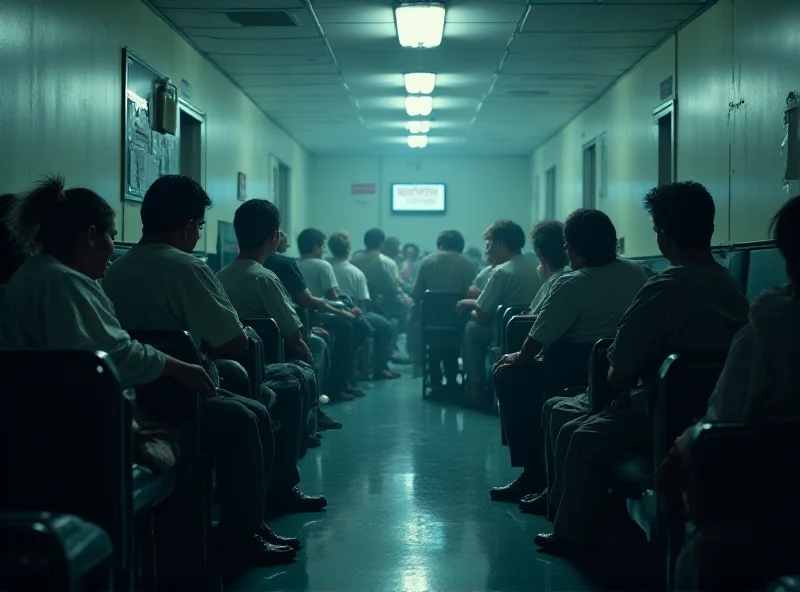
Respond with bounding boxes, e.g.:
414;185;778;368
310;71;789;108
429;345;460;385
261;364;304;494
214;360;303;496
364;311;394;373
321;314;354;391
205;389;271;538
494;342;594;490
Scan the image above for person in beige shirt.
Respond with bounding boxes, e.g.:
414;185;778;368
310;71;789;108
411;230;476;388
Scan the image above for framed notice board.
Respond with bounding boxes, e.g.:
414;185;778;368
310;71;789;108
121;48;179;202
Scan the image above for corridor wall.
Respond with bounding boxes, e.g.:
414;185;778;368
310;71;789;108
530;0;800;256
0;0;310;253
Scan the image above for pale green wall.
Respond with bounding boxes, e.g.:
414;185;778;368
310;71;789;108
308;156;533;254
0;0;310;253
530;0;800;256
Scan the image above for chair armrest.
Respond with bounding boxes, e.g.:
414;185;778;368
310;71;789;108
504;315;535;354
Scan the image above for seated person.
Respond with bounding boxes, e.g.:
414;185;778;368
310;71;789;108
4;176;299;565
0;193;27;344
456;219;542;407
276;229;289;253
468;254;494;299
102;175;325;513
658;196;800;591
352;228;414;363
329;230;398;380
264;243;363;401
400;242;421;294
533;182;750;555
216;200;341;433
528;220;569;315
491;210;648;502
411;229;476;389
296;228;373;392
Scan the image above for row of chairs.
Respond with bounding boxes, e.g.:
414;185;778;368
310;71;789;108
0;317;287;591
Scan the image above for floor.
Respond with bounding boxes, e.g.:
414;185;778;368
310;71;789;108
227;369;651;592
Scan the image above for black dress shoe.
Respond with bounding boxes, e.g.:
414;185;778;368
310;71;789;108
534;532;591;557
260;523;302;550
344;386;366;397
221;534;296;566
317;410;342;430
519;490;548;515
267;486;328;514
490;473;535;503
329;390;355;402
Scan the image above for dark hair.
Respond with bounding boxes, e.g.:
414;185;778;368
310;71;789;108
483;219;525;252
0;193;27;282
563;209;618;266
643;181;715;249
436;230;465;253
233;199;280;250
771;195;800;278
403;243;420;258
297;228;326;255
9;175;114;256
141;175;211;234
364;228;386;250
531;220;567;269
328;230;351;258
384;236;401;252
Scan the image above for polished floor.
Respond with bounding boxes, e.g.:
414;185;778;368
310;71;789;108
228;369;654;591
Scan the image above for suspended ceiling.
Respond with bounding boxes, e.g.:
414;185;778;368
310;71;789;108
149;0;711;156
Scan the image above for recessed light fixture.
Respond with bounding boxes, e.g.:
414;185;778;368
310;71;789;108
394;3;446;48
404;73;436;95
406;121;432;134
405;96;433;117
407;135;429;148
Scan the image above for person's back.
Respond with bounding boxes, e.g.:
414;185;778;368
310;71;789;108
295;257;337;299
532;258;647;346
217;259;298;324
104;243;241;351
351;250;398;297
609;262;748;386
331;259;369;302
479;253;542;315
414;250;475;297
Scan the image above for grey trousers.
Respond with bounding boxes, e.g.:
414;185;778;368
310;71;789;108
553;406;650;542
542;392;591;508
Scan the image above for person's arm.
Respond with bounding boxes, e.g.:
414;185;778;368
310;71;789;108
285;328;313;363
294;288;355;320
411;261;426;302
54;277;214;393
321;262;340;301
605;279;669;390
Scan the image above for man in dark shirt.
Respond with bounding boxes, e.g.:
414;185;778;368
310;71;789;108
265;252;364;401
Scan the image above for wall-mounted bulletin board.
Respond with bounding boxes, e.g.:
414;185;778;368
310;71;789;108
122;48;179;202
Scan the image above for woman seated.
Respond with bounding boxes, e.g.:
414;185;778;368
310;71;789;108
4;176;215;470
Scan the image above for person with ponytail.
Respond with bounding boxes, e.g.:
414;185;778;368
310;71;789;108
4;175;215;392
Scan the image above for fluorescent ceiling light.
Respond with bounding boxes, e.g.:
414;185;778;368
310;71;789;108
405;121;431;134
395;3;446;49
407;135;429;149
405;96;433;117
404;73;436;95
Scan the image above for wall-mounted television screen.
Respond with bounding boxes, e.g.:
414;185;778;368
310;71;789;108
391;183;446;213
